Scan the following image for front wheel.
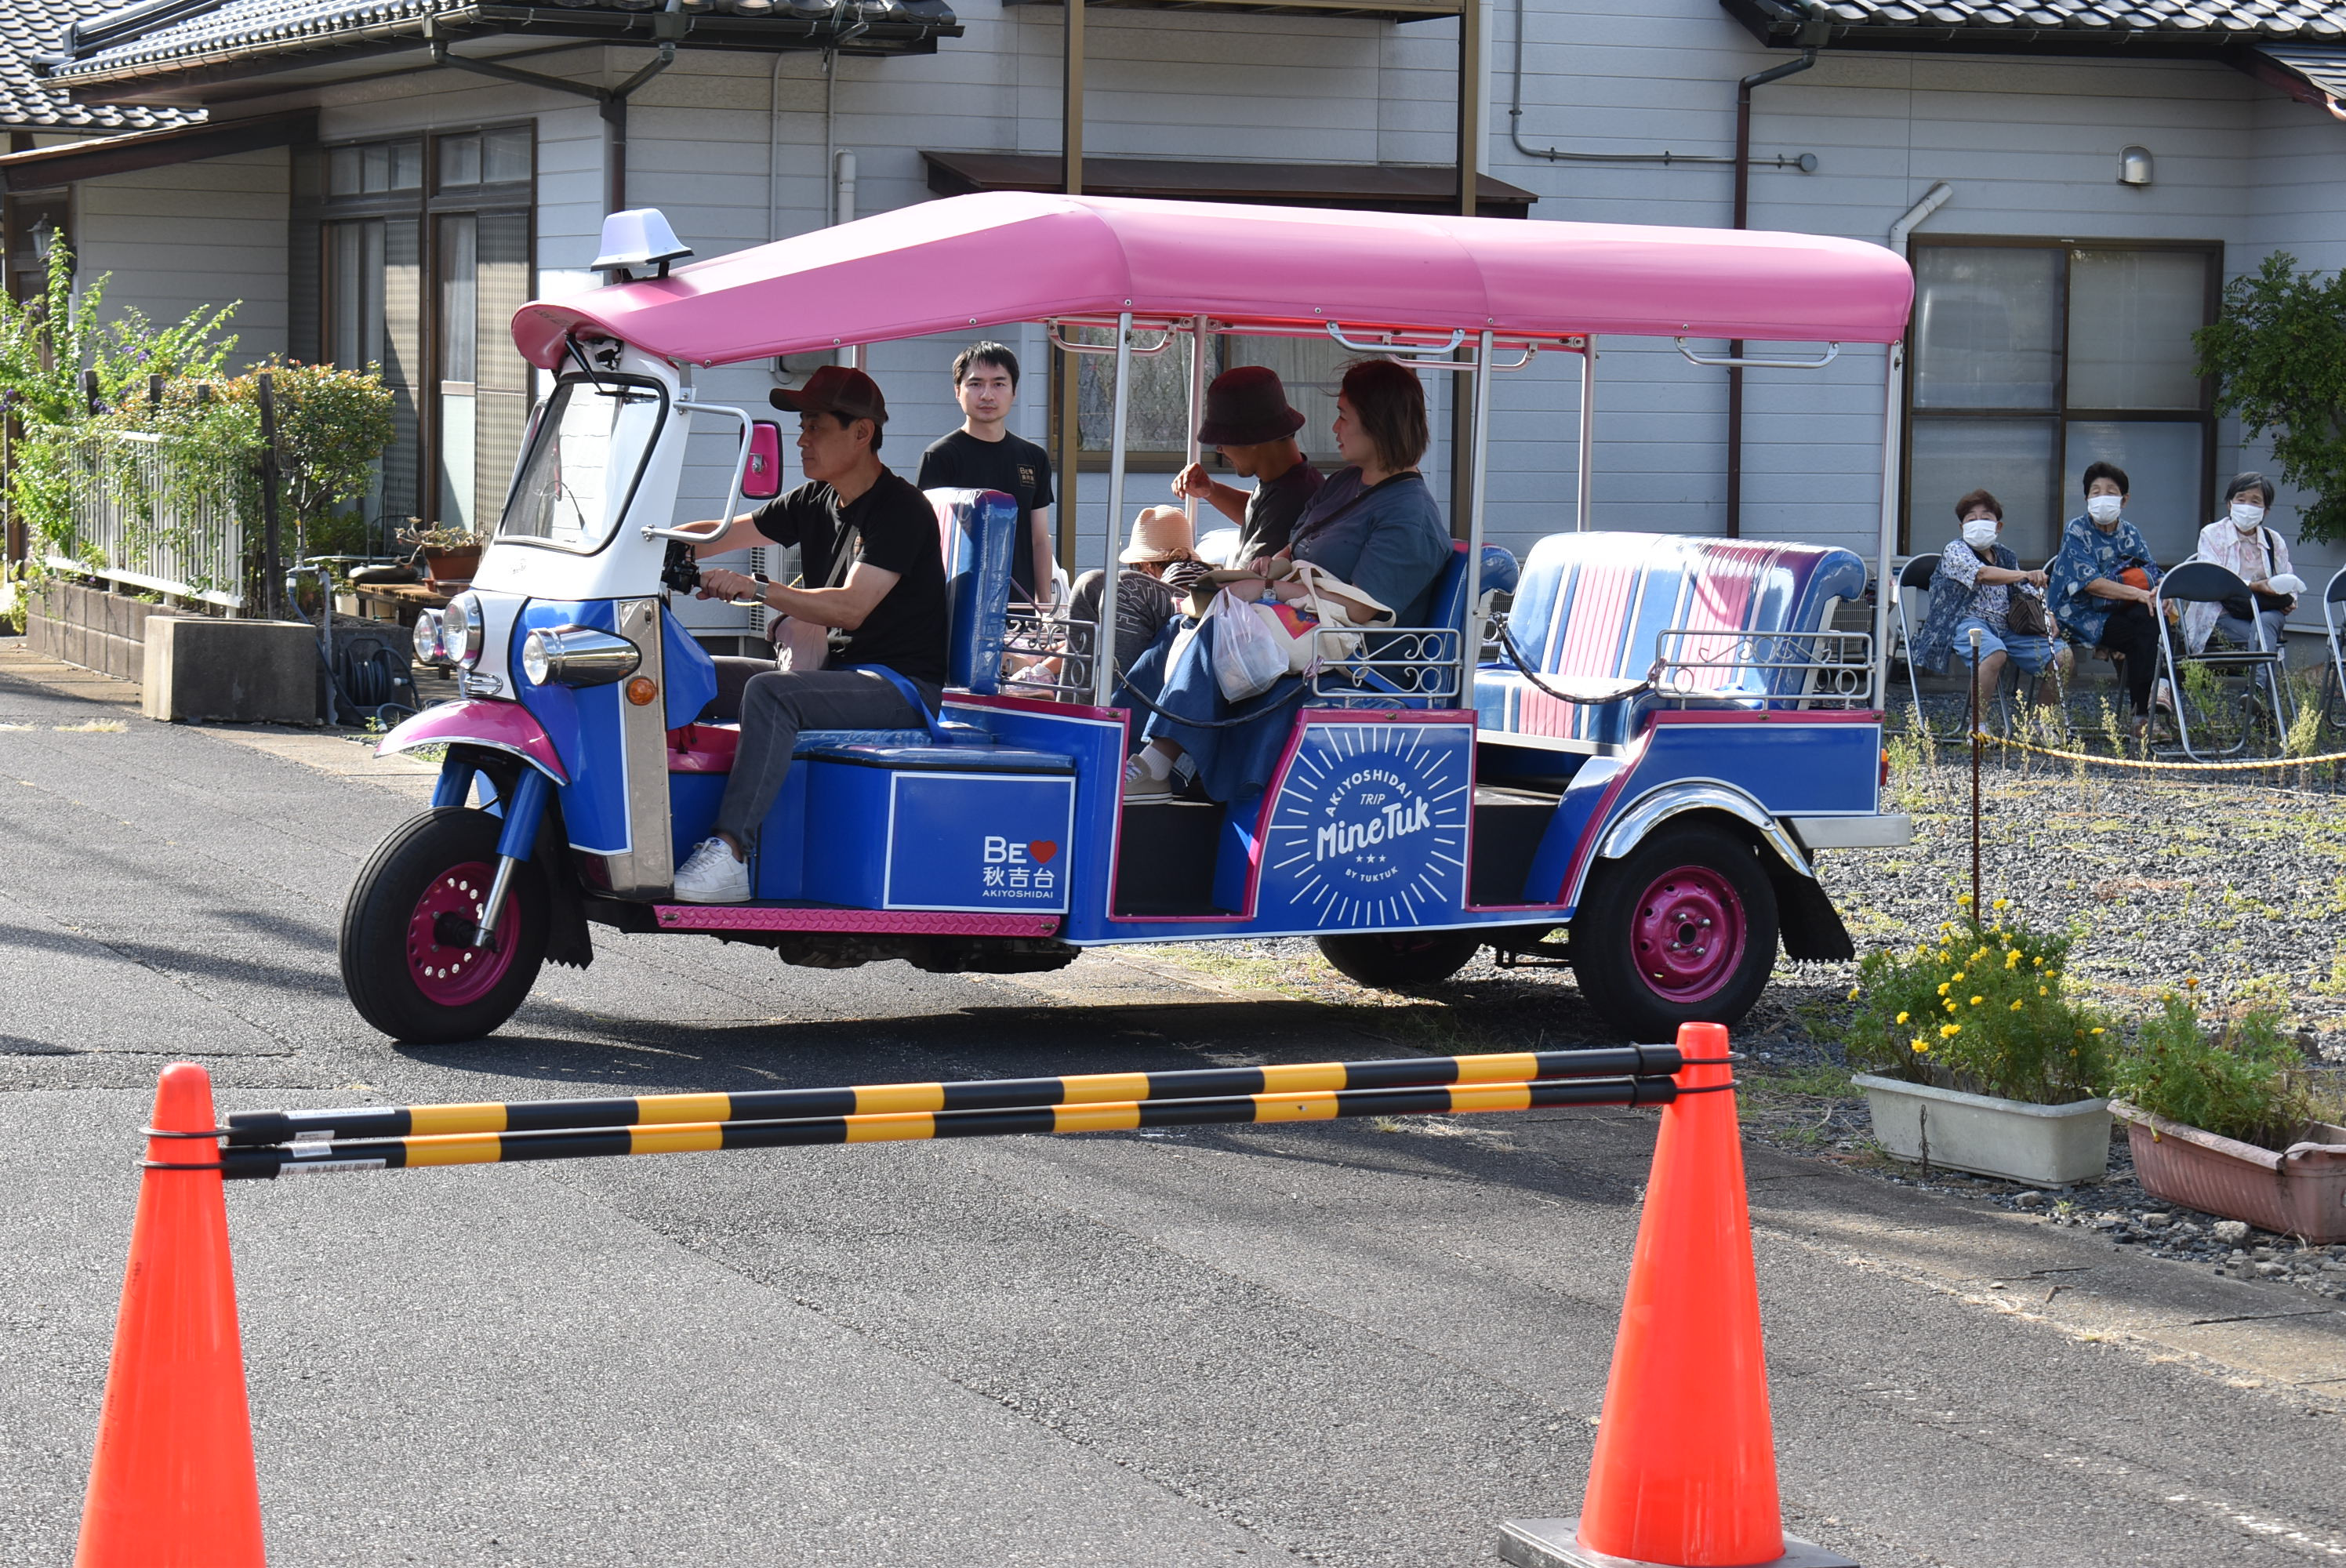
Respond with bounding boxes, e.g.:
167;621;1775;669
1316;930;1483;990
340;808;547;1044
1570;822;1778;1042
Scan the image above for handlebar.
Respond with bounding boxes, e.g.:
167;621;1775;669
660;539;702;597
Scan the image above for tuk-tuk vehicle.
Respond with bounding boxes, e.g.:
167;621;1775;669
347;193;1916;1045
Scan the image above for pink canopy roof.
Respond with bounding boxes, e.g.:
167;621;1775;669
511;192;1913;370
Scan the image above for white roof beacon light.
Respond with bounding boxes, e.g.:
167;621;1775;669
593;209;693;279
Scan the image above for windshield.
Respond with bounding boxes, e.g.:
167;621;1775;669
499;372;666;553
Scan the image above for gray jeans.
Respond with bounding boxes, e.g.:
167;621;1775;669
2213;608;2285;653
710;662;940;851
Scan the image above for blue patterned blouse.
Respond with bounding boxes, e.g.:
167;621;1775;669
2046;514;2161;647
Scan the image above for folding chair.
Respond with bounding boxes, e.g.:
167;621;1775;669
1894;554;1939;724
2154;560;2292;762
2322;563;2346;731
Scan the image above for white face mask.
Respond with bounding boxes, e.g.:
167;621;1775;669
2230;501;2266;531
1961;519;1999;550
2086;495;2123;525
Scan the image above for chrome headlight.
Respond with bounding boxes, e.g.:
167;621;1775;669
442;591;485;669
521;626;641;688
412;609;448;666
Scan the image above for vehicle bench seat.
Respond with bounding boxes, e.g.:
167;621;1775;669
666;723;994;773
1319;540;1519;709
1478;532;1866;749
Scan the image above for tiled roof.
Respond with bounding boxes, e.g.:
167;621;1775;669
1;0;196;129
1731;0;2346;44
2264;40;2346;90
49;0;959;85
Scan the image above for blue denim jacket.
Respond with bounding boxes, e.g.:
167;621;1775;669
1287;468;1452;626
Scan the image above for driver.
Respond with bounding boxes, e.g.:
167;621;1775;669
671;365;948;904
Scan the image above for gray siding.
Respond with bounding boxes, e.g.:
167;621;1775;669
75;147;291;368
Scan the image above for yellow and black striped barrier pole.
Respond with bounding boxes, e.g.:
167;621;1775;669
222;1045;1683;1149
218;1075;1688;1181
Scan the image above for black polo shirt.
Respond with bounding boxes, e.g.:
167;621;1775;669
750;468;948;687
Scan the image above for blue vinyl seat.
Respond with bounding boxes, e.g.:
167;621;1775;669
1477;532;1867;750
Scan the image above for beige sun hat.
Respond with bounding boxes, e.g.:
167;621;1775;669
1119;505;1198;564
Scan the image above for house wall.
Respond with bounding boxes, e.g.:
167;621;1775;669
93;0;2346;624
75;146;291;368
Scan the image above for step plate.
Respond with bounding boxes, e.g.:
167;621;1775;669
652;905;1061;938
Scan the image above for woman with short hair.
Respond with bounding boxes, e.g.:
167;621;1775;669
1913;488;2068;714
2184;470;2304;657
1124;358;1453;804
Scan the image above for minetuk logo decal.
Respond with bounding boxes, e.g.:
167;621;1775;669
1262;724;1469;927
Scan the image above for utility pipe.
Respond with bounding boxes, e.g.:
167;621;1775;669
1875;183;1951;703
1723;46;1818;539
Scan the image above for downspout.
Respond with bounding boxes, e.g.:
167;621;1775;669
1723;46;1817;539
427;16;678;216
1876;182;1952;703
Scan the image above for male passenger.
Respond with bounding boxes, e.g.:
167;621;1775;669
917;342;1057;604
670;365;947;904
1171;366;1322;561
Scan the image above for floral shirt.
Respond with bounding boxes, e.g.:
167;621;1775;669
2046;514;2160;648
1914;539;2044;675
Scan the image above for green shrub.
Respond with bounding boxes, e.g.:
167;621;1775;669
1843;907;2111;1105
2110;996;2311;1150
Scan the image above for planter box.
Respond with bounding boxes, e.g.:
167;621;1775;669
24;578;178;682
2110;1101;2346;1243
1854;1073;2112;1186
423;546;481;589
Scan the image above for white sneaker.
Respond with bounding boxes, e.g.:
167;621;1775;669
673;837;751;903
1123;753;1173;801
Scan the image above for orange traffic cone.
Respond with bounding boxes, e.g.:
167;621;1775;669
75;1062;266;1568
1498;1024;1852;1568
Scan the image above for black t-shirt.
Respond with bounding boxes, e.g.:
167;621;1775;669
750;468;948;687
1238;459;1324;560
916;428;1055;597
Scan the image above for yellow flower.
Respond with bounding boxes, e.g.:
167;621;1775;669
1938;982;1952;996
2038;986;2049;996
2033;956;2044;967
2010;999;2025;1011
1848;985;1861;1000
1911;1039;1930;1054
2184;976;2199;989
1993;898;2010;910
2091;1027;2105;1035
1945;999;1959;1012
1956;893;1974;907
1951;971;1966;983
1896;1011;1910;1025
1970;996;1984;1007
1941;1022;1962;1037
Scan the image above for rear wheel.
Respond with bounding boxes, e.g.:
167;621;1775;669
340;808;547;1044
1571;822;1778;1041
1316;930;1483;990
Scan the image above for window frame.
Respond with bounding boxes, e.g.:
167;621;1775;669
1900;234;2221;562
297;122;537;532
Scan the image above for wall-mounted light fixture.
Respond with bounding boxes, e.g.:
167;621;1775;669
2118;145;2154;187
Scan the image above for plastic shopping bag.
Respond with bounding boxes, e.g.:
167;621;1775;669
1209;587;1289;703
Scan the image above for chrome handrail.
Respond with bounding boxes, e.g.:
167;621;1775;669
1647;628;1876;707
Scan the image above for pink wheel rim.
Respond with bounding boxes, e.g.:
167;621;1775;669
1629;865;1747;1004
405;859;518;1007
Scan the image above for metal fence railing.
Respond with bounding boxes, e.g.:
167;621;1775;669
41;429;246;610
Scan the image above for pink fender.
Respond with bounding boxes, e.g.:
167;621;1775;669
379;699;570;785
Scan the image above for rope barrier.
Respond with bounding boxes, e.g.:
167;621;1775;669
221;1044;1685;1148
1916;725;2346;773
219;1076;1689;1179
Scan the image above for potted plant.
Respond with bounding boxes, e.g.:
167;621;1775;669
398;523;484;590
1843;904;2115;1185
2109;996;2346;1243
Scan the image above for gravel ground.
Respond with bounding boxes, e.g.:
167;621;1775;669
1128;743;2346;1307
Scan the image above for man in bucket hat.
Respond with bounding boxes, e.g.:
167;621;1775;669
1173;365;1322;561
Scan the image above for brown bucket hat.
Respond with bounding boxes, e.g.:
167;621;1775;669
1195;365;1306;448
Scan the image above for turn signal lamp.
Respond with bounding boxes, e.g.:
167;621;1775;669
625;677;659;707
522;626;641;688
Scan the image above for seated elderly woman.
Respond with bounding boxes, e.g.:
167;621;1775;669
2184;470;2306;659
2047;459;2167;735
1913;488;2069;713
1122;358;1453;804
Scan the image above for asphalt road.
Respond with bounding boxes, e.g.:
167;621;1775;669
5;643;2344;1568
